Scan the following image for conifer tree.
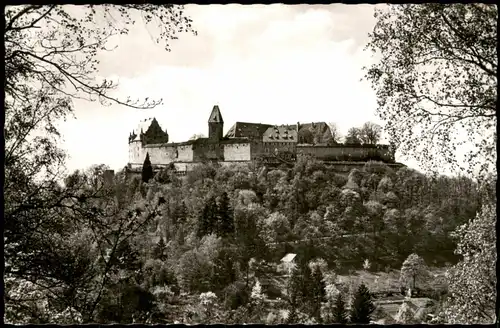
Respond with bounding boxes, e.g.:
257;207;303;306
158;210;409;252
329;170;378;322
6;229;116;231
141;153;154;183
288;266;302;306
332;293;349;324
198;196;218;237
350;283;375;324
300;264;313;304
153;235;167;261
310;266;326;322
287;278;300;325
216;192;234;237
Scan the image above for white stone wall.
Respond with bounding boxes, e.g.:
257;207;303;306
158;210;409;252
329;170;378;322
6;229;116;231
224;143;251;161
144;144;176;165
177;145;193;162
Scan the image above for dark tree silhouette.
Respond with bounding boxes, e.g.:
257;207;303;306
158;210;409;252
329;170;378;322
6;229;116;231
350;283;375;324
141;153;154;183
216;192;234;237
198;196;218;237
153;235;167;261
310;266;326;322
332;293;349;324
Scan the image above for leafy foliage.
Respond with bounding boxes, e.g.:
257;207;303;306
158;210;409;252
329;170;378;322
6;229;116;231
399;253;429;290
359;121;382;145
395;300;415;324
345;127;362;144
4;5;195;323
364;4;497;176
443;203;497;324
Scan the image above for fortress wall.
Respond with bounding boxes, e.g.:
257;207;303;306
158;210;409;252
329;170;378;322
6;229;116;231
263;141;296;154
297;145;394;162
128;142;137;164
177;144;194;162
251;142;296;159
144;144;177;165
129;143;194;166
378;147;393;162
193;143;224;161
173;161;249;173
129;141;147;165
297;146;365;160
250;142;266;159
224;142;251;161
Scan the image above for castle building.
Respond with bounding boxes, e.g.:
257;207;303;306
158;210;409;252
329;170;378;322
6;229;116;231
127;105;398;174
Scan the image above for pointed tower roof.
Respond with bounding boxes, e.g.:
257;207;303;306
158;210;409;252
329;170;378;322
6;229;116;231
208;105;224;123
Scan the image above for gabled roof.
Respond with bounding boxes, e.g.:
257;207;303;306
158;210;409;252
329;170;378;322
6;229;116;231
208;105;224;123
225;122;273;139
292;122;332;144
289;122;330;135
263;125;298;143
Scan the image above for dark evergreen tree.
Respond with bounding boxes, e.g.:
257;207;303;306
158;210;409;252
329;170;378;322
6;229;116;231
350;283;375;324
216;192;234;237
287;264;314;317
153;235;167;261
332;293;349;324
198;196;218;238
299;264;313;303
141;152;154;183
310;266;326;322
288;267;302;305
287;278;300;325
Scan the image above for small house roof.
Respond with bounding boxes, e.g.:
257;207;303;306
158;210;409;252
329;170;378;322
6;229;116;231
281;253;297;263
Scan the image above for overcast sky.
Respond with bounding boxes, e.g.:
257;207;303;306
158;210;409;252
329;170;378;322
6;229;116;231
58;4;409;173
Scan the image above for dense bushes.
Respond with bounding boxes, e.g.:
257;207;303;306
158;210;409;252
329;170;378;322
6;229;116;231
5;157;487;324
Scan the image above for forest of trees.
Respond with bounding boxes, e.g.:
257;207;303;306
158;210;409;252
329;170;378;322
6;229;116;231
4;157;496;324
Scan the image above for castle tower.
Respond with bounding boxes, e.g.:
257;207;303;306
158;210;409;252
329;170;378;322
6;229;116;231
208;105;224;141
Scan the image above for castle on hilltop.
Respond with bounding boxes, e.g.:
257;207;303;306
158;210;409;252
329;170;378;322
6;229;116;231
127;105;399;174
